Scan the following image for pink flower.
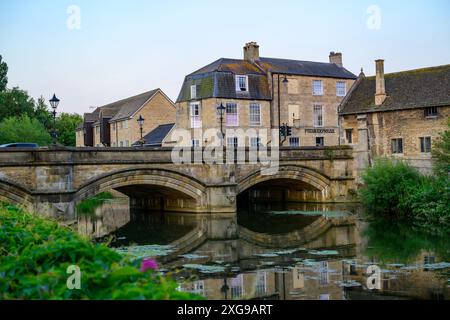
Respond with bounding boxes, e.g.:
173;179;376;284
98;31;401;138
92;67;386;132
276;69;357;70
140;258;158;272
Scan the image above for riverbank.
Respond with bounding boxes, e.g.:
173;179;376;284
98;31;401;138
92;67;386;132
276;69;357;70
359;158;450;234
0;202;201;300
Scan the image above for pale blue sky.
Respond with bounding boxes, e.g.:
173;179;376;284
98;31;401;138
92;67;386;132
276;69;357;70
1;0;449;114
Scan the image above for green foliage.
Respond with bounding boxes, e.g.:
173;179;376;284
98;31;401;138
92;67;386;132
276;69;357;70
56;113;83;147
359;158;450;231
432;119;450;176
0;203;202;300
76;192;115;216
359;158;421;216
0;114;52;146
0;55;7;92
0;87;36;120
34;96;54;131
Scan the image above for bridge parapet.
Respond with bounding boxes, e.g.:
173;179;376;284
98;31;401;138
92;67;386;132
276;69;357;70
0;146;355;219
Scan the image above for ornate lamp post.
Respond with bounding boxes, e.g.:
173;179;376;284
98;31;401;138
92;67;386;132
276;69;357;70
49;94;60;145
137;115;145;146
216;103;226;144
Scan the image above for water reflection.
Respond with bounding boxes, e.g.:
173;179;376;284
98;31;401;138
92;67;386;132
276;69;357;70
77;199;450;300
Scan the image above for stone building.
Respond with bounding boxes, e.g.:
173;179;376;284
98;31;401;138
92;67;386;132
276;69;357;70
339;61;450;175
76;89;176;147
175;42;356;148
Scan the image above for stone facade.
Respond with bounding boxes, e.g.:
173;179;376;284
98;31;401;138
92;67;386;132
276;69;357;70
339;61;450;175
272;74;355;147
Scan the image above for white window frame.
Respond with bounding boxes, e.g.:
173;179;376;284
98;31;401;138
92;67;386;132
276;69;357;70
249;103;261;126
336;81;346;97
312;80;323;96
255;271;267;296
123;120;129;129
226;102;239;127
227;136;239;148
190;85;197;100
192;139;200;148
231;274;244;299
313;105;324;127
250;137;262;148
235;75;248;92
289;137;300;147
420;137;431;153
391;138;403;154
190;102;201;129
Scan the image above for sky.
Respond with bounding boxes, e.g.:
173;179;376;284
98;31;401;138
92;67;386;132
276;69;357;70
0;0;449;114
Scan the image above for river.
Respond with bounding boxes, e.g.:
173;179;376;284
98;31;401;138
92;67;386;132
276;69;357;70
76;196;450;300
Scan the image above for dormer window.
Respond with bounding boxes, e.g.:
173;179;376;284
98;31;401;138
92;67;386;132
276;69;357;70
236;75;248;92
190;85;197;99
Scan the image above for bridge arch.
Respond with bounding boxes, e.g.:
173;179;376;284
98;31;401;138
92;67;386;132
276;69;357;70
0;179;34;209
74;168;208;207
237;165;332;199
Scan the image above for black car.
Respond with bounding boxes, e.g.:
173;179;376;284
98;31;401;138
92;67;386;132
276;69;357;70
0;143;39;148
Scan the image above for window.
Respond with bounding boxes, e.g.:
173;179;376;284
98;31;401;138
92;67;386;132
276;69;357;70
313;105;324;127
255;272;267;297
124;120;129;129
227;137;238;148
231;275;243;299
391;138;403;154
420;137;431;153
289;137;300;147
192;139;200;148
319;261;329;285
235;75;248;92
120;141;124;147
95;126;100;134
312;80;323;95
226;103;238;126
250;137;262;148
336;81;346;97
316;137;324;147
249;103;261;126
190;85;197;99
190;102;201;128
425;106;438;117
345;129;353;144
125;140;129;147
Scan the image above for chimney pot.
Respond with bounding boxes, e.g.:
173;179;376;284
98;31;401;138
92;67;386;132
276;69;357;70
244;42;260;63
375;59;387;106
329;52;343;67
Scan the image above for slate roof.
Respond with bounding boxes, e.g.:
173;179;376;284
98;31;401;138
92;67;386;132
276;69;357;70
109;89;160;121
339;64;450;115
177;57;356;103
133;123;175;146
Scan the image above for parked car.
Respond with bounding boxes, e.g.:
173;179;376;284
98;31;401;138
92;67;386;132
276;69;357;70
0;143;39;148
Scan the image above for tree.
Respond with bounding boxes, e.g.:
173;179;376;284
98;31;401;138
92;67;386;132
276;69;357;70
34;96;53;130
432;120;450;176
56;113;83;147
0;87;35;121
0;115;52;146
0;55;7;92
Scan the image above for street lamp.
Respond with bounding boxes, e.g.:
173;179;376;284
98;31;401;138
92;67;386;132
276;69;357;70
137;115;145;146
49;94;60;145
216;103;226;144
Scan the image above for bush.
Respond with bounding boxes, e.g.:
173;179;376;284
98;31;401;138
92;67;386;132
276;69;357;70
0;203;201;300
0;114;52;146
359;158;421;216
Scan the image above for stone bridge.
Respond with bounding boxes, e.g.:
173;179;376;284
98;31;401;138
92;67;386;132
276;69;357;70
0;146;355;219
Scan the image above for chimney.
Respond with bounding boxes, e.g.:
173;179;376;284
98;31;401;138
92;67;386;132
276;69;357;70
375;59;387;106
329;52;343;67
244;42;260;63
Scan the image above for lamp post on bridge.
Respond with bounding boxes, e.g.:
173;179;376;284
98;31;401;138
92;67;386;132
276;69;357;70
49;94;60;146
216;103;226;146
137;115;145;147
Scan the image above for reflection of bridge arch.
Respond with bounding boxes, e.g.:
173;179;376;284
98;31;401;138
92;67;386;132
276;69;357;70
74;168;208;206
238;216;354;249
0;179;33;208
237;165;332;199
